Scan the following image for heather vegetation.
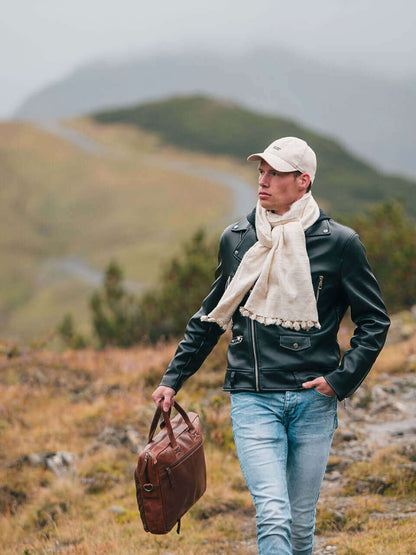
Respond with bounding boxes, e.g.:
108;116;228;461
1;319;415;554
345;200;416;313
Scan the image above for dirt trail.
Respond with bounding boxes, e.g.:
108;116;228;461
35;120;256;289
35;120;256;222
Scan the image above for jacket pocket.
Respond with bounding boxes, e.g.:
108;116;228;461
280;336;311;352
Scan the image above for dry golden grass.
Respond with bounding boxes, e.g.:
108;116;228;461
328;518;416;555
371;333;416;376
342;447;416;498
1;330;415;553
0;337;258;554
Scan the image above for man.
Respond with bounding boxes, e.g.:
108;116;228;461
152;137;390;554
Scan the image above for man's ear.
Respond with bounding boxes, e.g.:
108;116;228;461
298;173;311;192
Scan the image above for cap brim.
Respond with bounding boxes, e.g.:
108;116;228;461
247;152;297;173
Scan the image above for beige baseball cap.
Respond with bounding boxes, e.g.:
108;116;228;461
247;136;317;183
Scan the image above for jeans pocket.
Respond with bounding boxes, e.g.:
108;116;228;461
312;387;336;399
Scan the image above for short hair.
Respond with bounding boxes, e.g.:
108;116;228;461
293;171;312;193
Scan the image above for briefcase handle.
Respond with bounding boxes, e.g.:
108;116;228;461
148;401;196;449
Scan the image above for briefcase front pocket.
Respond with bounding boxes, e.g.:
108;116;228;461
160;440;206;530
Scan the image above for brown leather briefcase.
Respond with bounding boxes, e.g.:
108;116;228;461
134;401;206;534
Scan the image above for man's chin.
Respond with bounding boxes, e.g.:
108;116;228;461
259;199;276;210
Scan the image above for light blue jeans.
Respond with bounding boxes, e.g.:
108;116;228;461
230;390;338;555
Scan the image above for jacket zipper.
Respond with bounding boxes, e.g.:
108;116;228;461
316;275;324;302
251;319;259;392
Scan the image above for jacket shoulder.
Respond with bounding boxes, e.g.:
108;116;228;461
223;213;252;234
327;218;358;244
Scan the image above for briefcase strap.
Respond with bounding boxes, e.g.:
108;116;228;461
148;401;195;448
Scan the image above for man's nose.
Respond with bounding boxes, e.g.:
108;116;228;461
259;173;269;186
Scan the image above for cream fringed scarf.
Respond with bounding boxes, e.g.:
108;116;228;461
201;192;321;331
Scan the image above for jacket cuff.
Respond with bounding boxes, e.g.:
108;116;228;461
159;374;181;393
323;373;345;401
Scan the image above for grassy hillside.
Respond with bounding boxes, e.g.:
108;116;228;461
2;97;413;343
0;119;235;341
1;322;415;553
94;95;416;217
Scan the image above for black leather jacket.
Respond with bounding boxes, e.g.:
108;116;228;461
160;208;390;400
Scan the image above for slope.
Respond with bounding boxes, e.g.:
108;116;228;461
0;119;238;340
93;95;416;217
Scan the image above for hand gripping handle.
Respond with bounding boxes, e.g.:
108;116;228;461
148;401;195;448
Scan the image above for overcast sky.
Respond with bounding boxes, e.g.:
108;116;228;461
1;0;415;119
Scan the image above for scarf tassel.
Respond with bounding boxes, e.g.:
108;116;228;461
240;308;320;331
201;310;320;332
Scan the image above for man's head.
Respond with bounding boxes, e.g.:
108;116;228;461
247;137;317;215
247;137;317;184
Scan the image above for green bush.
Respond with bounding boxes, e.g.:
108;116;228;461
138;229;218;342
89;230;218;346
57;313;87;349
89;261;142;347
344;200;416;312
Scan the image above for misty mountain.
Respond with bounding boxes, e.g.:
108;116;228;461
15;48;415;177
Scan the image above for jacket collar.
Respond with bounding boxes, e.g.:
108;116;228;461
236;206;331;237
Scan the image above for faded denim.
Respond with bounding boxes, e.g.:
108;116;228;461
230;389;338;555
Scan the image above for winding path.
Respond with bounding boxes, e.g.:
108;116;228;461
35;120;256;291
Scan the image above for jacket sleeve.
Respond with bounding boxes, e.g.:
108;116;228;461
324;233;390;400
159;233;228;393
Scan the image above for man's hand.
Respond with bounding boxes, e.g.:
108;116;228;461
302;376;336;397
152;385;176;412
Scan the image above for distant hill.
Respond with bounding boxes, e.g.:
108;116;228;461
93;95;416;217
0;118;234;341
14;48;415;177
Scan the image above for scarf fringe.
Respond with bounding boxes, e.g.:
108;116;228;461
201;310;321;331
239;307;321;331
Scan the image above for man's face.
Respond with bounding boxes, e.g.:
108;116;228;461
257;160;309;214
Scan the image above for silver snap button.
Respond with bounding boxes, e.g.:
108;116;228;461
323;229;328;233
234;250;239;255
233;224;238;229
293;343;299;349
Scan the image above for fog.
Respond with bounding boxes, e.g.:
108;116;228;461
1;0;415;119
